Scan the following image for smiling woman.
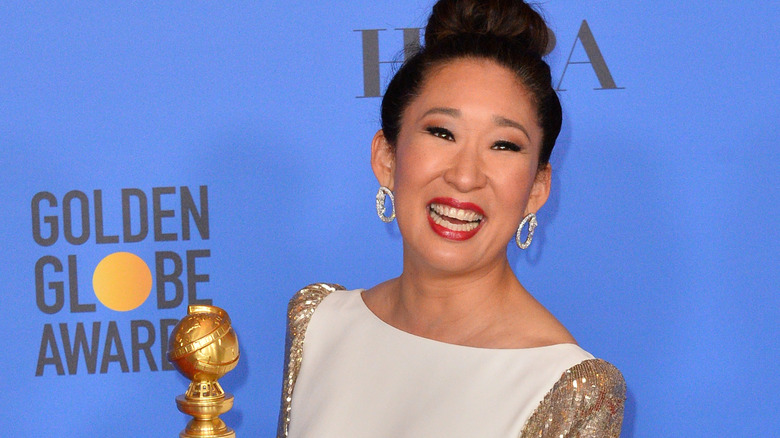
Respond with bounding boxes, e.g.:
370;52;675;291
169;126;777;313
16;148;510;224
373;59;548;276
277;1;625;437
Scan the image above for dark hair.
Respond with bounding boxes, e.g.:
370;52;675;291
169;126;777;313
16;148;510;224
381;0;561;167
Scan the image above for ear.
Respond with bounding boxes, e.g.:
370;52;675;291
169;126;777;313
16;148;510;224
370;129;396;189
525;164;551;214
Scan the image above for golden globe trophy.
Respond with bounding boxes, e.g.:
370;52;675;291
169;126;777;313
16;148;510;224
168;305;240;438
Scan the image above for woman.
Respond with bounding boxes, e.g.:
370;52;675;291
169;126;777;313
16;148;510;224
278;0;625;436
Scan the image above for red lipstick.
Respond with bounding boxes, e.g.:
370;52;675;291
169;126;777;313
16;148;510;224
426;197;485;241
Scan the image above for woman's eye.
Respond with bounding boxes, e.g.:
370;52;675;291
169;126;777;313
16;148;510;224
426;127;454;141
492;141;522;152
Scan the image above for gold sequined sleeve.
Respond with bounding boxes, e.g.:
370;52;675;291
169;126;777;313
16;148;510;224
520;359;626;438
276;283;345;438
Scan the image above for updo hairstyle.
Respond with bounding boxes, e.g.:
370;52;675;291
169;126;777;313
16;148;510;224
381;0;562;168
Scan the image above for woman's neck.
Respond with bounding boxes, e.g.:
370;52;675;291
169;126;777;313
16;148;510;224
368;255;532;346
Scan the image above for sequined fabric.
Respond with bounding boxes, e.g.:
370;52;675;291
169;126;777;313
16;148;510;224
276;283;344;438
520;359;626;437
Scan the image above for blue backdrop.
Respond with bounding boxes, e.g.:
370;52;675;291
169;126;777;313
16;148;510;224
2;1;778;436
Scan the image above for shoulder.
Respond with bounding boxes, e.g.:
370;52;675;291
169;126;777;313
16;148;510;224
287;282;346;320
562;359;626;406
521;358;626;437
284;283;348;355
278;283;346;437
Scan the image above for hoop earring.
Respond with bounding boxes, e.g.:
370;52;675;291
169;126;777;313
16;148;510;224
375;186;395;223
515;213;538;250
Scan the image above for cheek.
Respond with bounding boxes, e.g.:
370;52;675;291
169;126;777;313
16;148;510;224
393;143;441;191
493;169;536;212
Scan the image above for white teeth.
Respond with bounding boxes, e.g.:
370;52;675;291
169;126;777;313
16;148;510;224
428;203;483;232
430;203;483;222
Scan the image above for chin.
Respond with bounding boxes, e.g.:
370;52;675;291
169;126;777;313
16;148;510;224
411;246;493;276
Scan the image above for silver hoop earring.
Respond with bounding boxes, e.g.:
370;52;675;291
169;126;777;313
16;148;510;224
515;213;538;249
376;186;395;223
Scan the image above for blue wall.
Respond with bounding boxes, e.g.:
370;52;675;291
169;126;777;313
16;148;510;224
2;1;777;436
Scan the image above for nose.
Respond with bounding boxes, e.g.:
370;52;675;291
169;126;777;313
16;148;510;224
442;146;487;192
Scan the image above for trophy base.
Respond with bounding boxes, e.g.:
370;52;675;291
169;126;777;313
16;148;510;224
180;431;234;438
176;393;235;438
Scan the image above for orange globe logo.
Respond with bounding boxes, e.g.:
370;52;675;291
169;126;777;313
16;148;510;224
92;252;152;311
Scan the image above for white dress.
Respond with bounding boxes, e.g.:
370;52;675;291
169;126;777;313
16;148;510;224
284;287;606;438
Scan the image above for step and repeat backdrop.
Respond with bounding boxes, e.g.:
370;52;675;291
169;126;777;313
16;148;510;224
2;1;777;436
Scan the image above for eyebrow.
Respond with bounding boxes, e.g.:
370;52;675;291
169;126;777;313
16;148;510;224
420;107;461;119
419;107;531;141
493;115;531;141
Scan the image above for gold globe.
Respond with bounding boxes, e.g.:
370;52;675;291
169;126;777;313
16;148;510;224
168;305;239;438
169;305;239;397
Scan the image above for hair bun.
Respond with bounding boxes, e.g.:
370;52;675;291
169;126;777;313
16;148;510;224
424;0;550;57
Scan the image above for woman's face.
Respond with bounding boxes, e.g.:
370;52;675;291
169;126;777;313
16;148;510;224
372;58;550;275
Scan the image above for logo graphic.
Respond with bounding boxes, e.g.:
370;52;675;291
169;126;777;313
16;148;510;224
355;28;421;98
356;20;622;97
31;186;212;376
555;20;623;91
93;252;153;312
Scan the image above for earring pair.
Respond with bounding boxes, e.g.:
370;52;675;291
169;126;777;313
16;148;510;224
375;186;537;249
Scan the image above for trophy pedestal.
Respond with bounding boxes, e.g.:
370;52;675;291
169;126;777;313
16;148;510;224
176;393;235;438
